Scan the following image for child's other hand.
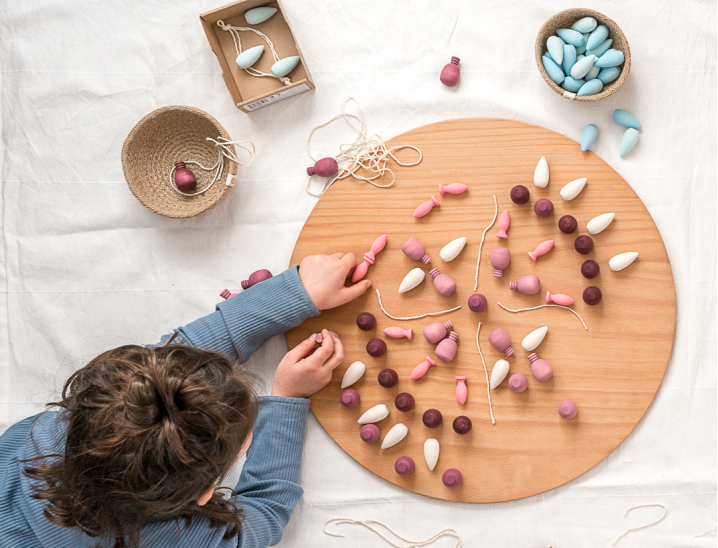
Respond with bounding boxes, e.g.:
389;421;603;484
272;330;344;398
299;254;371;310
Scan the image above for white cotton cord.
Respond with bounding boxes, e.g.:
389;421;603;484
306;97;422;197
609;504;667;546
375;289;460;321
324;518;461;548
473;195;498;291
497;302;588;331
216;20;291;85
695;526;716;538
476;322;496;425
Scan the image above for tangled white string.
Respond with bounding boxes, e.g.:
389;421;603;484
216;20;291;85
375;289;460;321
324;518;461;548
306;97;423;197
497;302;588;331
169;137;255;197
473;195;498;291
476;322;496;424
609;504;667;546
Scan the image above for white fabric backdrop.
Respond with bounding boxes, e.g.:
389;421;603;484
1;0;716;545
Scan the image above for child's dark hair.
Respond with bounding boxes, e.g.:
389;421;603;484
23;342;256;548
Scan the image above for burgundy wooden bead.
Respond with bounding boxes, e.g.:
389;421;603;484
307;157;338;177
174;161;197;193
581;260;600;279
356;312;376;331
378;368;398;388
395;392;415;412
583;286;603;305
559;215;578;234
574;235;594;255
510;185;530;205
468;293;488;312
340;389;360;408
366;338;387;357
452;415;472;434
422;408;443;428
241;269;273;290
534;198;554;218
395;456;415;476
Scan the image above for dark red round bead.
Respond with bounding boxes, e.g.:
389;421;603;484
452;415;472;434
422;409;443;428
366;338;387;357
583;286;602;305
559;215;578;234
378;368;398;388
395;392;415;412
510;185;530;205
581;260;600;279
574;235;594;255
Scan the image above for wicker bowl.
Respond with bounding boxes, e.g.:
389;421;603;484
122;106;237;218
535;8;631;101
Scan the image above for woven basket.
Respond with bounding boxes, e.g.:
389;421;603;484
122;106;237;218
535;8;631;102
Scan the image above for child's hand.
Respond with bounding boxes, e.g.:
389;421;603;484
272;330;344;398
299;254;371;310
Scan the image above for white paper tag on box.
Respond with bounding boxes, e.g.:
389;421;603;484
243;84;311;111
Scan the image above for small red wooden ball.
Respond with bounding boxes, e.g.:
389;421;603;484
574;235;594;255
581;260;600;279
559;215;578;234
583;286;602;305
366;338;387;357
510;185;530;205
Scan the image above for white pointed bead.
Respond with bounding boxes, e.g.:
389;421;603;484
398;267;426;293
439;237;467;262
424;438;440;471
341;361;366;389
381;423;408;449
490;359;510;389
357;404;389;424
236;45;265;69
609;252;639;271
522;326;548;352
587;213;615;234
560;177;587;201
244;6;278;24
534;156;549;188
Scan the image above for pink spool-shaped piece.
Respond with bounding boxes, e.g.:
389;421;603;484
351;234;387;282
455;376;467;404
383;327;413;340
509;275;541;294
174;161;197;193
241;269;273;290
429;268;456;297
546;291;575;305
508;373;528;393
490;247;511;277
528;353;553;382
219;289;237;300
306;157;338;177
423;320;453;344
402;237;431;264
558;399;578;419
488;328;514;357
413;196;440;218
439;183;468;195
440;56;460;86
496;210;511;239
436;331;459;362
410;356;436;380
528;240;554;262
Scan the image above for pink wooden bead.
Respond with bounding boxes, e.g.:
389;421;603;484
413;196;440;218
402;237;431;263
351;234;387;282
410;356;436;380
439;183;468;195
528;353;553;382
490;247;511;277
174;161;197;193
558;399;578;419
528;240;554;262
440;56;460;87
546;291;575;305
496;210;510;239
436;331;459;362
423;320;453;344
219;289;237;300
508;373;528;393
306;157;338;177
395;456;415;476
383;326;413;340
442;468;463;488
488;328;514;357
360;424;380;443
241;269;273;290
455;375;467;404
340;389;360;408
429;268;456;297
509;275;541;294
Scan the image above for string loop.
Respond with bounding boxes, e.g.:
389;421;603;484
324;517;461;548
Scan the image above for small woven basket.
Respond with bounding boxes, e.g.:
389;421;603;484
122;106;237;218
535;8;631;102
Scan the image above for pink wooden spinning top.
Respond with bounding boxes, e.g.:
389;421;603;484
351;234;387;282
410;356;436;380
509;275;541;294
436;331;459;362
402;237;431;263
488;327;514;356
468;293;487;312
508;373;528;393
546;291;575;305
528;353;553;382
413;196;440;218
242;269;273;290
455;376;467;404
383;326;413;340
558;399;578;419
496;210;511;239
490;247;511;277
528;240;554;261
306;157;338;177
440;56;460;87
442;468;463;488
395;456;415;476
360;424;380;444
423;320;453;344
439;183;468;195
174;161;197;193
429;268;456;297
340;389;360;408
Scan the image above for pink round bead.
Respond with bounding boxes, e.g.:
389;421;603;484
360;424;380;444
508;373;528;393
558;399;578;419
174;161;197;193
468;293;488;312
340;389;360;408
490;247;511;277
306;157;338;177
442;468;463;488
395;456;415;476
241;269;273;290
439;56;460;87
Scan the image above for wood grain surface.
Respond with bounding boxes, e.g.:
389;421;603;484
286;118;676;503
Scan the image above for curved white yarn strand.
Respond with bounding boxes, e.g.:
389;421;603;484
324;518;461;548
216;20;291;85
609;504;667;547
306;97;422;197
473;195;498;291
497;302;588;331
375;289;460;321
476;322;495;425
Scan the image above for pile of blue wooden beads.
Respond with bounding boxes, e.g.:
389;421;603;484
542;16;625;97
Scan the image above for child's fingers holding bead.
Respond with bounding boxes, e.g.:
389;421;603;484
322;337;345;371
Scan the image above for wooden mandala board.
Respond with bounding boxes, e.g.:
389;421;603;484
286;118;676;503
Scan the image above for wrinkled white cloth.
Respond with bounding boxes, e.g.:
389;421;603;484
0;0;715;546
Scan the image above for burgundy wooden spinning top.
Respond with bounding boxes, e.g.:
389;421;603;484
378;368;398;388
422;408;443;428
395;392;415;412
440;56;461;86
534;198;554;218
559;215;578;234
452;415;472;434
360;424;380;443
582;286;602;305
356;312;377;331
241;269;273;290
174;161;197;193
442;468;463;488
366;338;387;357
307;157;338;177
574;235;594;255
468;293;487;312
429;268;456;297
510;185;530;205
402;237;431;264
581;260;600;279
395;456;415;476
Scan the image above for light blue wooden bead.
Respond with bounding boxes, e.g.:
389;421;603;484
271;56;300;77
236;45;265;69
585;65;600;81
594;49;625;68
587;38;613;58
575;33;589;54
581;124;598;151
562;44;577;76
245;6;278;25
572;17;597;33
620;128;640;157
613;109;642;129
547;36;565;65
562;77;585;92
586;25;609;51
598;67;621;83
542;55;566;84
570;54;596;79
577;78;603;96
556;28;585;47
576;54;585;62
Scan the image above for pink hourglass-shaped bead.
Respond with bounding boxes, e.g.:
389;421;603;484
402;237;431;264
306;157;338;177
410;356;436;380
351;234;387;282
429;268;456;297
439;183;468;195
423;320;453;344
490;247;511;277
241;269;273;290
496;210;510;239
508;373;528;393
488;328;514;357
528;240;554;262
528;353;553;382
413;196;440;218
546;291;575;305
455;376;467;404
440;56;460;87
383;327;413;339
509;275;541;294
219;289;237;300
436;331;459;362
174;161;197;193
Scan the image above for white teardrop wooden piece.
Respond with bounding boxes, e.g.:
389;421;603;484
490;359;510;389
424;438;440;471
587;213;615;234
244;6;277;24
522;326;548;352
534;156;549;188
381;423;408;449
439;237;467;262
398;267;426;293
235;45;265;69
560;177;587;201
609;252;638;271
341;361;366;389
357;404;389;424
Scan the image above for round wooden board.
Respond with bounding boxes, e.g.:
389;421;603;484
287;118;676;503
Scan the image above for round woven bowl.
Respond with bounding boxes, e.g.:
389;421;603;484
122;106;237;218
535;8;631;102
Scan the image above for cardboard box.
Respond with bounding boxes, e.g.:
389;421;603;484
200;0;314;113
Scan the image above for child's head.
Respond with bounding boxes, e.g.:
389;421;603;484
25;343;256;547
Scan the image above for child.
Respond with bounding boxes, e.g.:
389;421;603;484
0;253;371;548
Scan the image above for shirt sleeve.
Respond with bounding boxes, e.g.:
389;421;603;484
152;267;319;363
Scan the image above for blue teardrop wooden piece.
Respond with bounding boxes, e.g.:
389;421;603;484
271;56;300;77
562;44;577;75
613;109;642;129
236;45;265;69
572;17;597;33
562;77;585;92
577;79;603;96
581;124;598;151
570;55;596;79
556;28;585;47
594;49;625;68
245;6;277;25
620;128;640;157
587;38;613;58
542;56;565;85
598;67;621;83
585;65;600;81
547;36;565;65
586;25;608;51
